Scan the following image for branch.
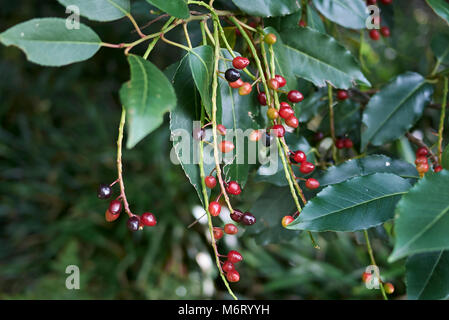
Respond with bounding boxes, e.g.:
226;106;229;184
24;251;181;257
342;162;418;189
406;132;439;166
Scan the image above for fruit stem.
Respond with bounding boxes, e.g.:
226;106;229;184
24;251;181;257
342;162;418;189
183;22;193;49
126;13;146;39
328;84;338;162
116;108;133;218
363;230;388;300
438;76;448;164
143;17;176;60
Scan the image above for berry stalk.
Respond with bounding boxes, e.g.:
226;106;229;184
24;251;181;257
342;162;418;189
438;76;448;164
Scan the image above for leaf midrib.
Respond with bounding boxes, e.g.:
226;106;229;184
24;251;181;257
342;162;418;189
416;250;444;299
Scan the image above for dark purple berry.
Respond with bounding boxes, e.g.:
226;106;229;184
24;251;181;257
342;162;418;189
97;184;112;199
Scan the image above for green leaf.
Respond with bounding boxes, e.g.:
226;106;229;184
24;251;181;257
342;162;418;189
297;89;327;122
431;34;449;67
443;145;449;169
188;46;214;118
245;186;300;245
57;0;130;21
389;170;449;262
361;72;434;150
317;155;419;187
120;55;176;149
320;100;361;137
406;250;449;300
0;18;101;67
307;6;326;33
145;0;190;19
231;0;300;17
279;28;370;89
287;173;412;232
312;0;368;29
426;0;449;25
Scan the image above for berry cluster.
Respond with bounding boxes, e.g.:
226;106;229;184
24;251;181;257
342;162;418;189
366;0;392;41
335;137;354;150
414;146;443;175
97;183;157;231
222;250;243;283
362;271;395;295
224;56;252;95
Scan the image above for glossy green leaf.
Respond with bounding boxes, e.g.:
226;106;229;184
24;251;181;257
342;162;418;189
426;0;449;25
320;100;361;137
390;171;449;262
0;18;101;66
145;0;190;19
57;0;130;21
431;34;449;67
307;6;326;33
361;72;434;150
280;28;370;89
443;145;449;169
245;186;300;245
188;46;214;118
317;155;419;187
231;0;300;17
120;55;176;149
287;173;412;232
406;250;449;300
297;89;327;122
312;0;367;29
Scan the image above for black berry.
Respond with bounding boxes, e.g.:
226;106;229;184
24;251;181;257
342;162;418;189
225;68;240;82
242;212;256;226
230;209;244;222
127;216;140;231
97;184;112;199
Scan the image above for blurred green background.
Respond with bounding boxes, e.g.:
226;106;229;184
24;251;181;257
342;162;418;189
0;0;446;299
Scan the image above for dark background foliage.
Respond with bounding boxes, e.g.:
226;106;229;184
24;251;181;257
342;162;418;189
0;0;445;299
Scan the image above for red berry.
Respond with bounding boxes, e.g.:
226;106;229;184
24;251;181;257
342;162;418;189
220;140;235;153
222;261;235;273
227;250;243;263
271;124;286;138
229;78;244;89
268;78;280;90
369;29;380;41
336;90;349;101
280;101;290;108
205;175;217;189
232;56;250;70
380;26;390;37
380;0;392;4
224;223;238;235
258;92;267;106
299;19;307;27
209;201;221;217
274;75;287;88
384;282;395;294
108;199;122;215
267;107;279;120
343;138;354;149
305;178;320;190
217;124;227;136
141;212;157;227
362;272;372;283
279;106;295;119
416;147;429;157
285;116;299;129
416;162;430;174
287;90;304;103
264;33;277;45
292;150;306;163
415;156;428;165
300;161;315;174
105;209;119;222
230;209;244;222
366;0;377;5
226;270;240;283
336;139;345;149
239;82;252;95
213;227;224;240
434;165;443;173
249;130;263;142
226;181;242;195
242;212;256;225
281;215;294;227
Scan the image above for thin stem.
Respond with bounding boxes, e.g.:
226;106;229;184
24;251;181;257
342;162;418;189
438;77;448;163
328;84;337;162
200;20;207;46
117;108;133;218
363;230;388;300
126;13;146;38
143;17;176;60
160;33;192;52
202;20;216;45
183;22;193;49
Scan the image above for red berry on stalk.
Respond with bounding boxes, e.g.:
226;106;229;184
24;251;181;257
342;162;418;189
239;82;252;95
384;282;395;294
343;138;354;149
267;107;279;120
305;178;320;190
369;29;380;41
380;0;392;4
222;261;235;273
287;90;304;103
226;181;242;195
227;270;240;282
299;19;307;27
229;78;244;89
336;90;349;101
205;175;217;189
292;150;306;163
141;212;157;227
380;26;390;37
416;147;429;157
230;209;244;222
232;56;250;70
279;106;295;119
268;78;280;90
285;116;299;129
249;130;263;142
274;75;287;88
108;199;122;215
416;162;429;174
415;156;428;165
217;124;227;136
105;209;120;222
281;215;294;227
220;140;235;153
300;161;315;174
264;33;277;45
213;227;224;240
224;224;238;235
209;201;221;217
362;272;372;283
227;250;243;263
280;101;290;108
258;92;267;106
434;165;443;173
336;139;345;149
271;124;286;138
